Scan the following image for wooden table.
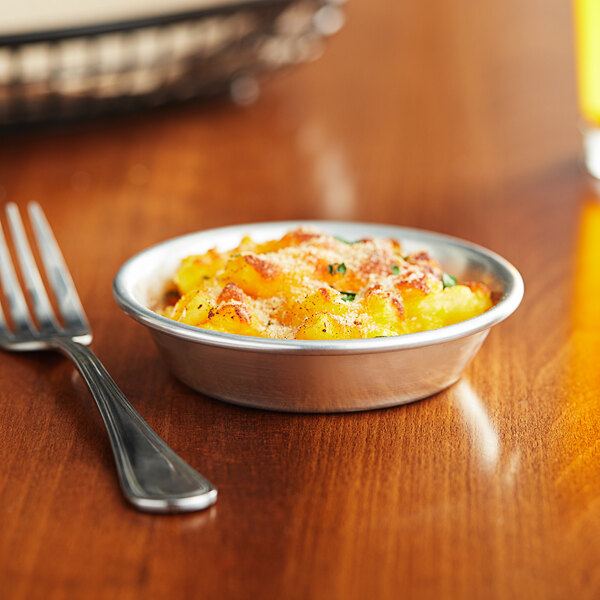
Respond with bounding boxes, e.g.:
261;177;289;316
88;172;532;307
1;1;599;598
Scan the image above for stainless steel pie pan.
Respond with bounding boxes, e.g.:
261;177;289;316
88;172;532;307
113;221;524;412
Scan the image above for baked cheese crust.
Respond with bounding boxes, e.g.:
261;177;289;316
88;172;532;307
160;227;493;340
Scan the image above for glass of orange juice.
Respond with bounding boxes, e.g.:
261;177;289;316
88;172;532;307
574;0;600;178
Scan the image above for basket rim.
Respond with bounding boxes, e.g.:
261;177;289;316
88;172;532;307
0;0;294;46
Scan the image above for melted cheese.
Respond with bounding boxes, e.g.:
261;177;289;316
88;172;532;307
160;227;493;339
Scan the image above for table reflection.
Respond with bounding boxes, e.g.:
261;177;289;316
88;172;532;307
297;121;356;219
552;190;600;513
452;379;500;470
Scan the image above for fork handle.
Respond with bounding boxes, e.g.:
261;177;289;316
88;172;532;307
55;338;217;513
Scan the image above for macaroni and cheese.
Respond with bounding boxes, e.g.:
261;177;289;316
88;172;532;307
160;227;493;340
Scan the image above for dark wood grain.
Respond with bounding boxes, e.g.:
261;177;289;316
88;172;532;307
0;1;598;599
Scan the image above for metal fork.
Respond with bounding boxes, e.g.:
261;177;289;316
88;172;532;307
0;202;217;513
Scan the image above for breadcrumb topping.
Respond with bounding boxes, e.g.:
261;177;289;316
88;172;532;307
159;227;493;339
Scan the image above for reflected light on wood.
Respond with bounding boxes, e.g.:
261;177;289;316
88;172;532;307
452;378;500;470
573;195;600;329
546;192;600;567
297;121;356;220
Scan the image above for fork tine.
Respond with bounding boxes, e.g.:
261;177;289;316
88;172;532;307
28;202;90;333
0;211;35;336
6;203;59;333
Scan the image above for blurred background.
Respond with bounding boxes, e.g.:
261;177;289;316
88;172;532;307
0;0;583;229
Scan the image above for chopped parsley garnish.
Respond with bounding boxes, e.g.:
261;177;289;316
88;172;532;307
203;275;210;280
442;273;457;288
334;236;361;245
329;285;356;301
328;262;347;275
391;265;400;275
